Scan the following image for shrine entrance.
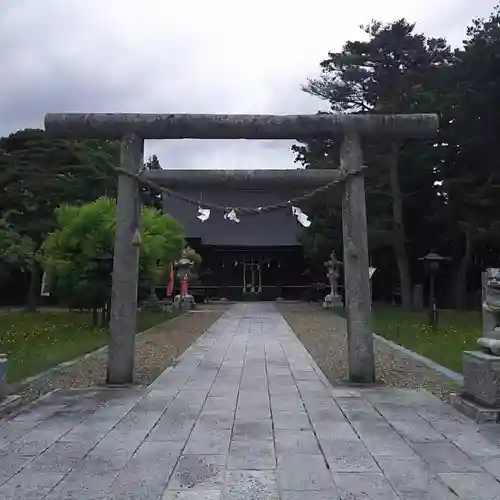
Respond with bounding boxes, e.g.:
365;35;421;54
188;242;304;302
242;257;260;300
45;111;438;385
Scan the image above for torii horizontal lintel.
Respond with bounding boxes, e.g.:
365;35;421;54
142;168;344;189
44;113;438;140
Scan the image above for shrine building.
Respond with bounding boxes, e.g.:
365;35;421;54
159;169;332;301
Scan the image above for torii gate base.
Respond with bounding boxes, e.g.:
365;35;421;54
45;113;438;385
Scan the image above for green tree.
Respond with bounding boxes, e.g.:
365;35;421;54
436;5;500;308
297;19;453;307
0;220;35;282
41;197;185;315
0;129;119;309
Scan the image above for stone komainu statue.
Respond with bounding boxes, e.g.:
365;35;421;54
478;269;500;355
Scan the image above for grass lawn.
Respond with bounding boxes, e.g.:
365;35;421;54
0;309;177;383
372;307;482;374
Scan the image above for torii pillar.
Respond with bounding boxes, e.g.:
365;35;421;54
45;112;438;384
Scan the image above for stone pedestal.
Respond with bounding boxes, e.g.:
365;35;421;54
454;350;500;422
0;354;7;402
173;294;196;311
142;293;161;311
463;351;500;407
323;293;342;309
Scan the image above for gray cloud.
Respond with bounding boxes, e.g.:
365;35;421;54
1;0;497;170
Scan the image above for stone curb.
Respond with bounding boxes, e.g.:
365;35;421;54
6;311;187;397
374;333;464;385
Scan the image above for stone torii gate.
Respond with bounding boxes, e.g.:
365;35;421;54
45;113;438;385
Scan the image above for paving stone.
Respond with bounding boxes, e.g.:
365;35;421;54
73;448;135;475
390;419;447;443
0;470;66;500
148;417;197;442
305;401;346;423
272;410;311;430
128;440;185;466
168;455;225;490
269;396;304;412
269;385;300;398
202;397;237;414
130;398;174;413
330;388;362;398
162;491;221;499
296;380;329;394
0;420;45;444
275;430;321;455
94;428;148;454
378;457;461;499
450;432;500;458
357;431;417;458
4;428;65;456
312;421;360;441
411;441;484;473
322;440;381;473
224;470;278;500
267;374;295;386
236;404;271;420
227;440;276;470
293;370;322;381
439;472;500;500
0;452;35;485
184;429;231;454
476;456;500;481
194;412;235;431
43;471;118;500
233;419;273;441
238;389;269;404
240;378;268;391
277;454;334;491
107;464;173;500
332;472;400;500
335;399;385;423
27;440;94;472
175;389;211;405
280;490;341;500
363;388;440;407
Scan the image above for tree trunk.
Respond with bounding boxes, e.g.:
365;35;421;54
388;142;413;309
26;261;41;312
450;228;473;310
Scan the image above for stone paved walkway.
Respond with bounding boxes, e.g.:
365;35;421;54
2;303;500;499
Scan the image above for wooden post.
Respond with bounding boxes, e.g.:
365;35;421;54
340;132;375;383
107;133;143;385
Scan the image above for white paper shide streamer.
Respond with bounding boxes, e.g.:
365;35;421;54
291;206;311;227
197;207;210;222
224;209;240;223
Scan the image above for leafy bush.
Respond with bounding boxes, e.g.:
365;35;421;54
42;197;185;308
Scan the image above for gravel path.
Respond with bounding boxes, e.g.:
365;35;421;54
277;302;460;400
3;304;228;414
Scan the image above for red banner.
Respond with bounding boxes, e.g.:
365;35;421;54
167;263;174;297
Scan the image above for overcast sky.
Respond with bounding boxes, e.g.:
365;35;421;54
1;0;497;170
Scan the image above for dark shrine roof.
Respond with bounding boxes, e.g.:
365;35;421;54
163;188;302;247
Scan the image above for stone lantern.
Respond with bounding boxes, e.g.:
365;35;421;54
173;258;196;311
